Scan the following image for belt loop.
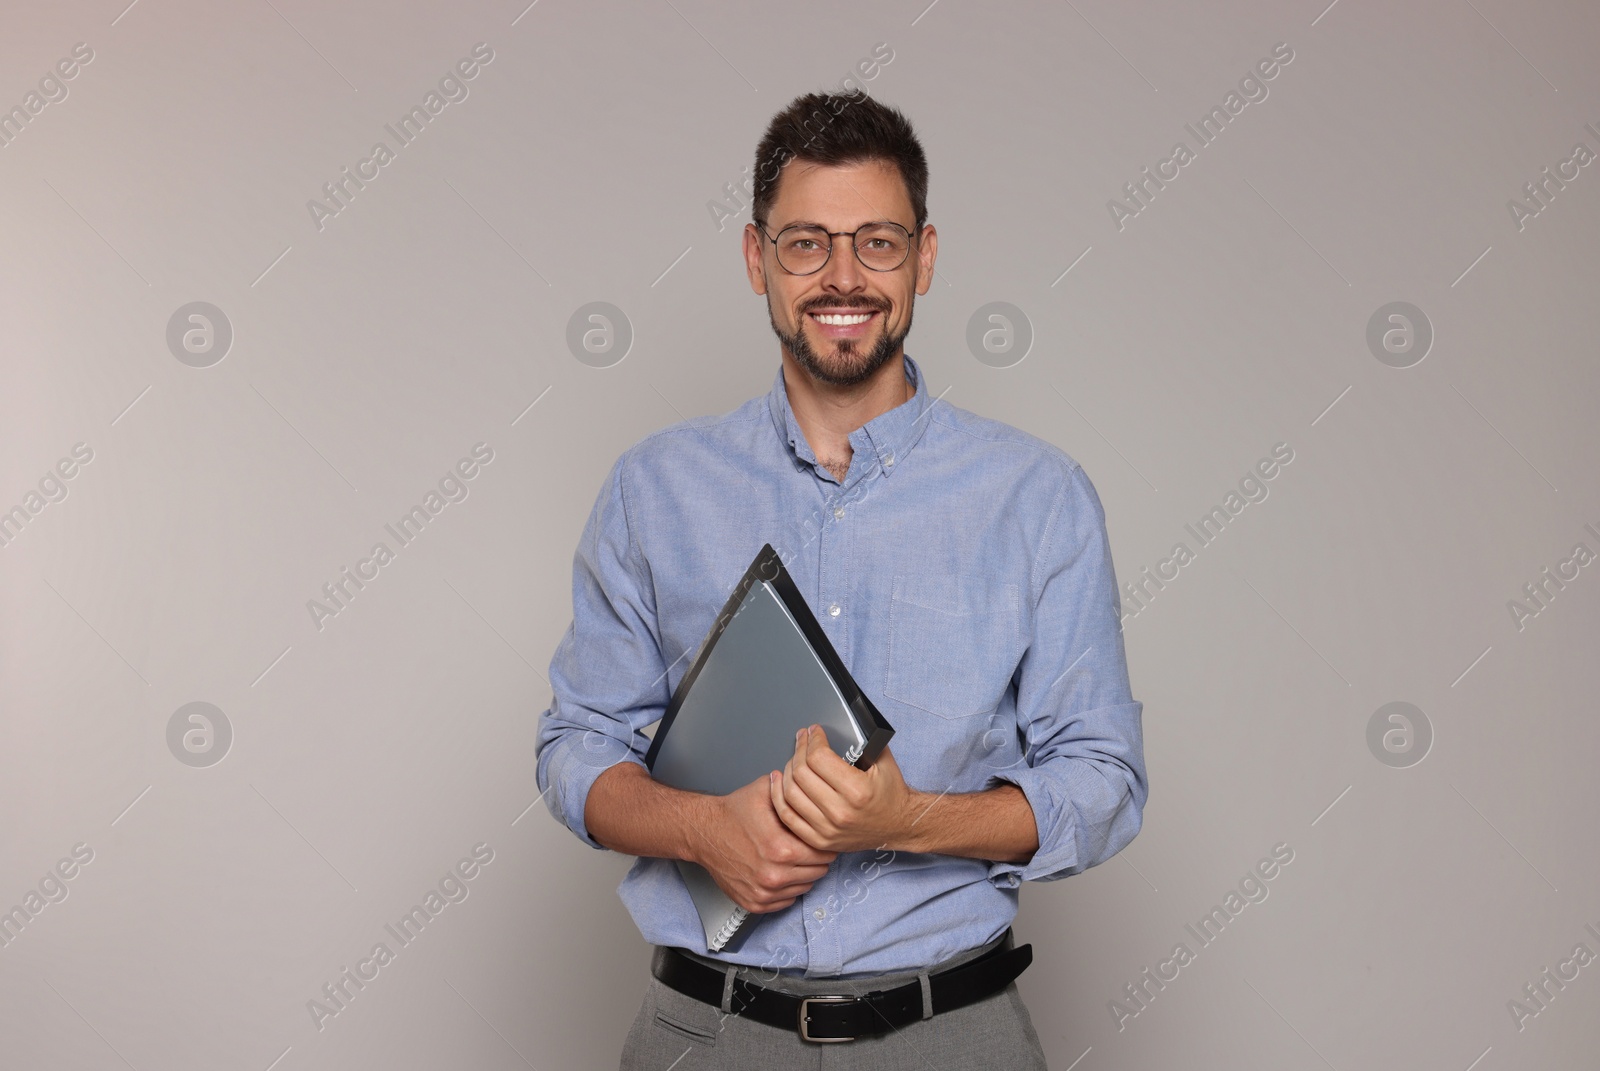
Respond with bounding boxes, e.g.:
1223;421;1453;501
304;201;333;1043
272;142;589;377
720;965;736;1013
918;971;933;1019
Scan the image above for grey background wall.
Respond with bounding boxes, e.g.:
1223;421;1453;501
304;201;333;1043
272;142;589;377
2;0;1597;1068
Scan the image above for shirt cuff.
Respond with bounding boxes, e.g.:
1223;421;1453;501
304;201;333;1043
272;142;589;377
982;763;1080;887
537;730;648;850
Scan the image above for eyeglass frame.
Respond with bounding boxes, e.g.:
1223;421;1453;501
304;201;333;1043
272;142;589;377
755;219;922;276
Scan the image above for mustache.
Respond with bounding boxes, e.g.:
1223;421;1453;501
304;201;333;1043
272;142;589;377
801;300;887;314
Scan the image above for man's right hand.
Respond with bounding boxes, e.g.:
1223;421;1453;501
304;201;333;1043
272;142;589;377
692;772;837;914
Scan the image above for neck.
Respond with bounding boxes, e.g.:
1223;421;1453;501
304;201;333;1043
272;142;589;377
782;352;912;473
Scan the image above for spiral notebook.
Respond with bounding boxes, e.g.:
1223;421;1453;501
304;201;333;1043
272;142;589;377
644;543;894;952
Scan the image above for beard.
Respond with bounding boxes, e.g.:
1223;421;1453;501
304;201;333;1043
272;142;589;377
768;298;912;388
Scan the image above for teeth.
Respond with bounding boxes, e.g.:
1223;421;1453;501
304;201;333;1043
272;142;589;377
813;313;873;325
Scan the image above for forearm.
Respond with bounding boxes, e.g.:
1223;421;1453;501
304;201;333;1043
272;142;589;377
900;784;1039;864
583;760;716;865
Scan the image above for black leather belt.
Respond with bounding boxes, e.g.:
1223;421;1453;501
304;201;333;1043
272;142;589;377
653;930;1033;1043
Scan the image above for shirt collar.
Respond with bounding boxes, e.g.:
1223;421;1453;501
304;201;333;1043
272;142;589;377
767;353;934;477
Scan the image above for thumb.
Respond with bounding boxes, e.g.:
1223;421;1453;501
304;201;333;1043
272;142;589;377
869;742;901;778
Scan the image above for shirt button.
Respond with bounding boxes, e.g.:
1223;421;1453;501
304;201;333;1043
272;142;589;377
833;506;845;519
884;452;895;468
813;909;825;919
828;604;840;617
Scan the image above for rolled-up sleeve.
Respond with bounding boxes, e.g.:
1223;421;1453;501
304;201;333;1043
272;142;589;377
535;449;668;850
984;461;1147;886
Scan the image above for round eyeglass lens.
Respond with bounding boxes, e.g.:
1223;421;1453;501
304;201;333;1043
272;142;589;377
775;223;910;273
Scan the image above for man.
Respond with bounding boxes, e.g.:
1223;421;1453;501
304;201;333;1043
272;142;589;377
536;91;1147;1069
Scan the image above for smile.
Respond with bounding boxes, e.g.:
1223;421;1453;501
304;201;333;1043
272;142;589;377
806;309;880;337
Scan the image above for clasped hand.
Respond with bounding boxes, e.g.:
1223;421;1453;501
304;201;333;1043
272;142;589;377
768;724;914;854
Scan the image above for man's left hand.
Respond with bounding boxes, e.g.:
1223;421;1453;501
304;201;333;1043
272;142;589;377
769;724;917;853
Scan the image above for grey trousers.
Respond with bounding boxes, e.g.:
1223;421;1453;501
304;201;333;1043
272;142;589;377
618;930;1050;1069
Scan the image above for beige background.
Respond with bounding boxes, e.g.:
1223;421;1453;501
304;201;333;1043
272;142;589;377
2;0;1597;1068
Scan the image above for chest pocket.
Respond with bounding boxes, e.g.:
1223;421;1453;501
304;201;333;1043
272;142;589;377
883;573;1023;719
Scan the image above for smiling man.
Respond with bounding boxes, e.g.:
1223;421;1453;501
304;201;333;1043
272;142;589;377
536;91;1147;1069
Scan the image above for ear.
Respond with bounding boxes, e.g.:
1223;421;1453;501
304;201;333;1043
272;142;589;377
913;223;938;296
743;223;769;296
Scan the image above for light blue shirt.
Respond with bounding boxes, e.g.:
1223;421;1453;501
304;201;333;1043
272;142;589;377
535;353;1147;978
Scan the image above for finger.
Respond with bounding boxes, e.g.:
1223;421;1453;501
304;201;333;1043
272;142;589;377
799;725;860;794
771;771;827;847
777;781;829;844
784;749;832;813
764;873;827;899
777;755;851;858
771;771;806;832
781;862;834;882
782;757;838;835
780;754;805;809
789;754;848;820
751;866;826;895
792;843;839;866
779;833;839;867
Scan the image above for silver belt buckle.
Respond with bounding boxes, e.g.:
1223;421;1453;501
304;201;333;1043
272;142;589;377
798;994;857;1042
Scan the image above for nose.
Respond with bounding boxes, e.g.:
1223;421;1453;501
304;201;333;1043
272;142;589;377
815;232;866;291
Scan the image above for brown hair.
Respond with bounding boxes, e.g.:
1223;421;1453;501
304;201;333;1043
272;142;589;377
751;92;929;235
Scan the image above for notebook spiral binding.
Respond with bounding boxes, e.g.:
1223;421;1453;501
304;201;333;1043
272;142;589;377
709;908;748;951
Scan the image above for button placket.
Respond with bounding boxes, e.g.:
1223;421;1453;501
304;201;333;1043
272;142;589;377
800;885;841;974
817;477;851;663
805;469;849;976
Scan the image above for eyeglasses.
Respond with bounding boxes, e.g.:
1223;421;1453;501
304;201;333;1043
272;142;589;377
757;221;916;275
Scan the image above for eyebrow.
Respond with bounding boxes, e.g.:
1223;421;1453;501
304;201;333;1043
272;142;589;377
771;218;909;232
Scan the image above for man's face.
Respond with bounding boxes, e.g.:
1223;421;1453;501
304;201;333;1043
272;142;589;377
743;159;937;388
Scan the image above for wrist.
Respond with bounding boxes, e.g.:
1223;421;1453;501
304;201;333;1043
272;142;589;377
680;790;720;866
898;789;934;854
